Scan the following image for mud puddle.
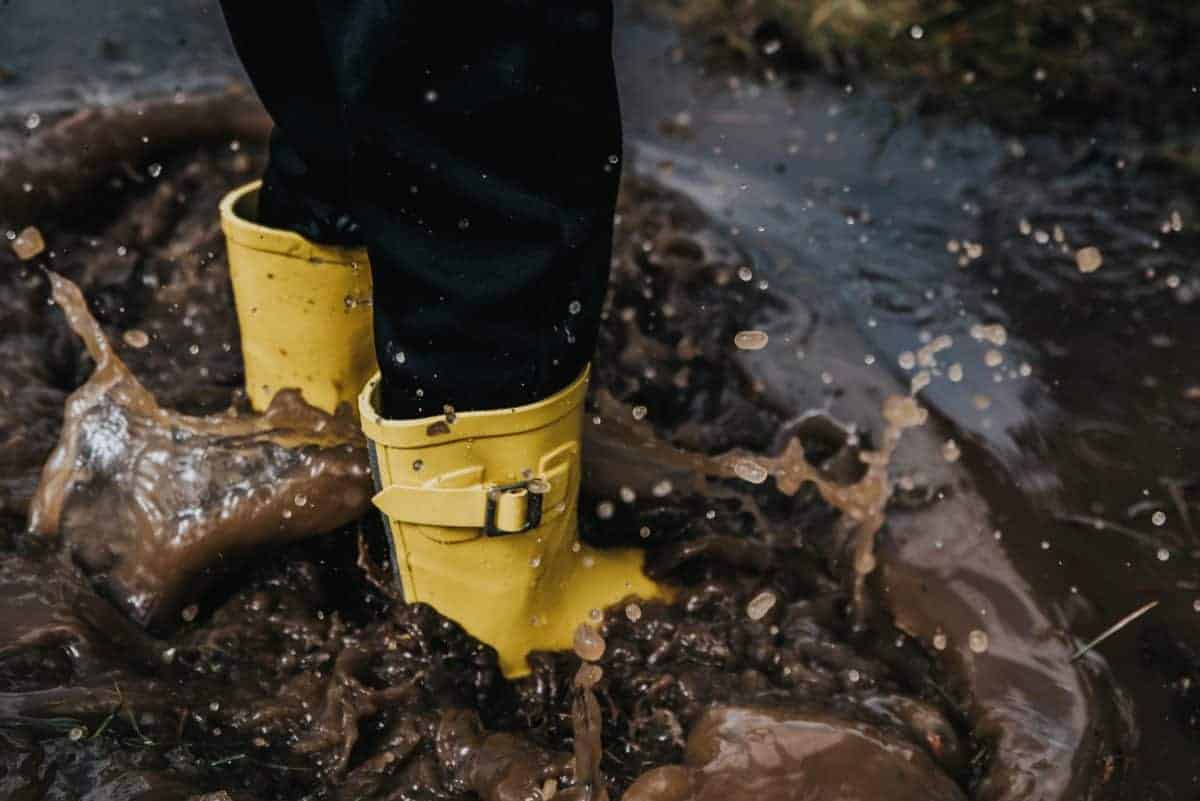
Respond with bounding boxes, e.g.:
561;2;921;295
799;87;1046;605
612;11;1200;797
0;116;985;799
2;1;1193;797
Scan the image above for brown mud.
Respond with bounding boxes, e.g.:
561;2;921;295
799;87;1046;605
0;95;1124;801
31;270;371;630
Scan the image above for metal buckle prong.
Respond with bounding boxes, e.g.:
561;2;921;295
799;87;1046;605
483;478;545;537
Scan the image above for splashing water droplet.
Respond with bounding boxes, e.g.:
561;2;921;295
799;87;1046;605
932;632;948;651
123;329;150;349
1152;511;1166;526
147;163;163;178
11;226;45;261
734;330;769;350
1157;548;1170;562
625;603;642;622
732;459;769;485
968;630;990;654
1076;246;1104;273
746;590;777;620
575;662;603;689
596;501;614;520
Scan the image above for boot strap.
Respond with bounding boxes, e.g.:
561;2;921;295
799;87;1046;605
372;447;573;537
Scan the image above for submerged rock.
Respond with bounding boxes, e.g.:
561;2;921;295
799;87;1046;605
625;707;966;801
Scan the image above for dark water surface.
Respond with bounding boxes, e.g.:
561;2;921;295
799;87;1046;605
614;12;1200;800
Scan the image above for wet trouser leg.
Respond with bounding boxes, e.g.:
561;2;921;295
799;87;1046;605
218;1;622;419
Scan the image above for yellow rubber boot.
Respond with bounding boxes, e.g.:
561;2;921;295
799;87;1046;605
359;366;671;677
219;181;376;416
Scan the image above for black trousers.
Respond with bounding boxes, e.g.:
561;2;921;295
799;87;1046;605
219;1;621;419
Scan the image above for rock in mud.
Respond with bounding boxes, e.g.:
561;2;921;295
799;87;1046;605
624;706;966;801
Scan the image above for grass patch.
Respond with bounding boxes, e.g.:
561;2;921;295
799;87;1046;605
641;0;1200;135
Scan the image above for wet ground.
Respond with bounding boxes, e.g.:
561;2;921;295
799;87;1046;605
2;0;1199;799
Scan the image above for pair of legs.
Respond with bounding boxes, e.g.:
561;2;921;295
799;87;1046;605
219;0;622;418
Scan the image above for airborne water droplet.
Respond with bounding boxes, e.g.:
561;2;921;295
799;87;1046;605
968;630;990;654
123;329;150;349
11;226;45;261
746;590;777;620
1076;246;1104;273
575;663;603;689
732;458;769;485
734;330;769;350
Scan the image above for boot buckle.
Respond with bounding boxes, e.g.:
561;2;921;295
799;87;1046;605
484;478;548;537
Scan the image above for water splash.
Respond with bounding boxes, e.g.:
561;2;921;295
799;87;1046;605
29;271;372;629
716;395;927;619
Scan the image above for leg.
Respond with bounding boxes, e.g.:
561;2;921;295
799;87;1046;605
314;1;623;417
218;0;361;245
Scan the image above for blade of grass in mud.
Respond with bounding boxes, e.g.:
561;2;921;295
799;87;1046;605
1071;600;1159;662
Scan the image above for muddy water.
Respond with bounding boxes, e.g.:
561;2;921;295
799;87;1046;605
0;123;978;799
1;2;1195;798
31;270;371;629
612;14;1199;798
